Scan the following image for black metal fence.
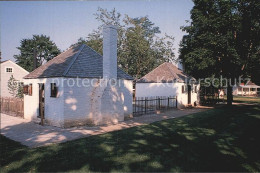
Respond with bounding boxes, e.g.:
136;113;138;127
133;96;177;116
199;86;221;105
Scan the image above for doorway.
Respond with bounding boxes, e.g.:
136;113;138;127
188;85;191;104
39;83;45;120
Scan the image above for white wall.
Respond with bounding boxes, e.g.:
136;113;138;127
63;78;100;126
63;78;133;127
0;60;29;97
120;80;133;117
135;82;199;108
23;78;64;127
24;77;133;127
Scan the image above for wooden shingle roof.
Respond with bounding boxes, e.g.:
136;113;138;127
24;44;133;80
137;62;195;83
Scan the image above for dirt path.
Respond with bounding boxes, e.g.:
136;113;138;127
1;106;211;148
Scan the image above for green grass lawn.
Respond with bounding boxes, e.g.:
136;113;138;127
1;104;260;172
223;95;260;104
232;95;260;104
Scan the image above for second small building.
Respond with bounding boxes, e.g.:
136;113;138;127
135;62;199;108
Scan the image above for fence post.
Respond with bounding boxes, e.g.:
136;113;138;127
134;98;136;115
145;97;147;114
16;99;19;115
8;98;10;112
168;97;170;109
176;96;178;108
158;97;160;109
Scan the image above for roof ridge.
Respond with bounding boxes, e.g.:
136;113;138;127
63;44;85;76
85;44;103;58
84;44;133;80
27;46;76;75
166;63;180;80
140;62;165;80
1;60;9;64
1;60;29;73
117;66;134;80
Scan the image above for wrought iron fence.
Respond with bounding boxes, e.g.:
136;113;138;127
133;96;177;116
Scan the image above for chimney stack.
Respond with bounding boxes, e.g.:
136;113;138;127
103;25;117;79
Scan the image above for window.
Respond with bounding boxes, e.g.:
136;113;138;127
24;84;32;95
182;85;185;93
50;83;58;97
6;67;13;73
194;86;197;93
243;88;249;92
23;85;29;95
251;88;256;91
28;84;33;96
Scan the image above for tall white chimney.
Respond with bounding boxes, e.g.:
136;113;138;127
103;25;118;79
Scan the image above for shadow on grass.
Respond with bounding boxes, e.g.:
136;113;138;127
1;104;260;172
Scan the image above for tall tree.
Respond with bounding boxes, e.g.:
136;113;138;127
14;35;60;72
179;0;260;105
73;8;175;78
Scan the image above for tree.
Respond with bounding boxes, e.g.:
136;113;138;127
16;83;24;98
7;75;18;97
14;35;60;72
72;8;175;78
179;0;260;105
7;75;24;98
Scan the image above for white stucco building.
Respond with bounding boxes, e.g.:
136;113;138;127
0;60;29;97
23;25;133;127
135;62;199;108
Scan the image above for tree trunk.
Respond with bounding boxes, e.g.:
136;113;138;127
227;85;233;106
33;49;37;70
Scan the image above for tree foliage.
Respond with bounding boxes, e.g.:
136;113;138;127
16;83;24;98
179;0;260;104
14;35;60;72
7;75;18;97
7;75;23;98
73;8;175;78
180;0;260;80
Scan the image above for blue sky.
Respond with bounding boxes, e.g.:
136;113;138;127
0;0;193;62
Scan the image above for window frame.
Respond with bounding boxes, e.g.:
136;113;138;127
50;83;58;98
23;85;29;95
182;85;185;93
28;84;33;96
5;67;13;73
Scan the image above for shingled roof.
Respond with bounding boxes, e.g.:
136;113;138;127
1;60;8;64
137;62;195;83
24;44;133;80
240;81;260;87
